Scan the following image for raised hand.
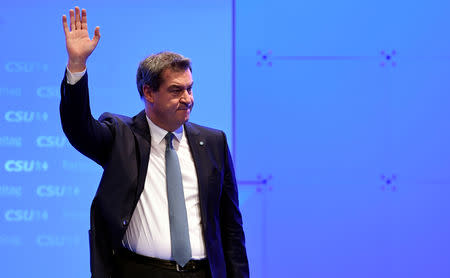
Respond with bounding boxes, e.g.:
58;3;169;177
62;7;100;72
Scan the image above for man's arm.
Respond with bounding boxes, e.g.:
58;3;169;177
220;132;250;278
60;7;113;166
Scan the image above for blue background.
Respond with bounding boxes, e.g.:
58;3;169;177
1;0;450;277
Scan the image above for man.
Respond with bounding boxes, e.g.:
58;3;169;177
60;7;249;278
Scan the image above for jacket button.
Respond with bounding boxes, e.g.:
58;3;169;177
122;219;128;226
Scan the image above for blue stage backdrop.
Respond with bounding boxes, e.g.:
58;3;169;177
235;0;450;277
2;0;450;277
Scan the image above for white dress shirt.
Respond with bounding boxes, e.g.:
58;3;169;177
66;68;206;260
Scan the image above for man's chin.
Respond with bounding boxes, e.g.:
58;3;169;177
182;116;190;124
175;115;190;126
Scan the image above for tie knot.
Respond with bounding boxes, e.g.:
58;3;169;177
165;132;175;149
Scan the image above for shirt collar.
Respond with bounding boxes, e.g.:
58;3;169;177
146;115;183;144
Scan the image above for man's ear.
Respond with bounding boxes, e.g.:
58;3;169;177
143;84;155;103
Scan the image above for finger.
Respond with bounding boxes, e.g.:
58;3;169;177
75;6;81;30
93;26;101;44
62;15;69;36
81;9;88;30
69;9;75;31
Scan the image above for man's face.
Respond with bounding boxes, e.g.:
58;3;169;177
144;68;194;132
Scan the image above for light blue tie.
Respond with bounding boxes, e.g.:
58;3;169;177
165;132;192;267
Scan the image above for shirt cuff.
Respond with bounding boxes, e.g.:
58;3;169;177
66;67;86;85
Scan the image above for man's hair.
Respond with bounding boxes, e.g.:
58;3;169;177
136;51;192;98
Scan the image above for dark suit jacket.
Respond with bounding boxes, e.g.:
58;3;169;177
59;72;249;278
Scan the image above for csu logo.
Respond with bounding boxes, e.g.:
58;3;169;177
36;136;67;148
4;209;49;222
4;62;49;73
4;111;48;123
36;185;80;197
4;160;49;172
36;86;59;98
36;235;80;247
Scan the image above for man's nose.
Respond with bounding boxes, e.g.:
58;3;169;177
180;90;193;106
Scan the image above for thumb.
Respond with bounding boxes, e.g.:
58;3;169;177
93;26;101;43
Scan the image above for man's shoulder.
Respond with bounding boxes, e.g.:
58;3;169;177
98;110;149;140
98;110;146;126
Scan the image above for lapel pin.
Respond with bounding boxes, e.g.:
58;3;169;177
199;141;204;146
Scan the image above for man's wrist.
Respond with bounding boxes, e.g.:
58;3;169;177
67;58;87;73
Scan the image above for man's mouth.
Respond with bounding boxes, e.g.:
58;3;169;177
178;106;191;111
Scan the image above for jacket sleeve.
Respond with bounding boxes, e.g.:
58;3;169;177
59;70;114;166
219;132;250;278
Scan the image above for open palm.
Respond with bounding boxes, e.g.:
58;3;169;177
62;7;100;72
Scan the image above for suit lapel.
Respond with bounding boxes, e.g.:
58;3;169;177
184;122;209;231
131;110;151;144
131;110;151;203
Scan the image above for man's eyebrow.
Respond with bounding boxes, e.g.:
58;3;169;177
168;82;194;90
